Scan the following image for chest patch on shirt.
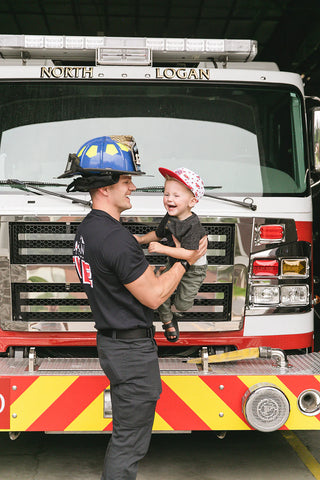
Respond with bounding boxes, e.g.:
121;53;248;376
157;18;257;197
73;235;93;287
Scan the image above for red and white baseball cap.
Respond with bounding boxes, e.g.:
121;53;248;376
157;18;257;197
159;167;205;201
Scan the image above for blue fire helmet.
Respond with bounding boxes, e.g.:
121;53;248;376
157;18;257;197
58;135;145;178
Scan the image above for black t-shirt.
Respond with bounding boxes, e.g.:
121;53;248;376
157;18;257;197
73;209;153;331
156;212;206;263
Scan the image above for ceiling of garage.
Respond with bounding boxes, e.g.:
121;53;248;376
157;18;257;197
1;0;320;95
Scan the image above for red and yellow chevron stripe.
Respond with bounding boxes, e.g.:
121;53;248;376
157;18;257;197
1;373;320;432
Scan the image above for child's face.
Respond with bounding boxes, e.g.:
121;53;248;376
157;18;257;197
163;179;197;220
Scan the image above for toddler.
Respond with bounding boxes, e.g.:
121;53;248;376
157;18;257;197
135;167;207;342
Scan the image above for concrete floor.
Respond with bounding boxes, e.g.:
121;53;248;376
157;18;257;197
0;430;318;480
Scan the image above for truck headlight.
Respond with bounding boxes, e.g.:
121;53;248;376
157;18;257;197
280;285;309;305
251;286;279;305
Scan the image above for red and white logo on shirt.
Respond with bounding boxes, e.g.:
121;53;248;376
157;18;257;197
73;236;93;288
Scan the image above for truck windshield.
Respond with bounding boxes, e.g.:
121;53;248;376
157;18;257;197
0;81;307;196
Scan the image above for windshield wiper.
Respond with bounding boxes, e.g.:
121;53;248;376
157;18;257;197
135;186;257;211
3;179;91;207
4;180;256;211
204;192;257;211
136;185;222;192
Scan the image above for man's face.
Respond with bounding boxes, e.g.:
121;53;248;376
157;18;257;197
107;175;136;212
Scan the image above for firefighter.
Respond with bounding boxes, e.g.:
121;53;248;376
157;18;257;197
59;135;207;480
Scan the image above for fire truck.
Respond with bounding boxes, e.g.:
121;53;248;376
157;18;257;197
0;34;320;437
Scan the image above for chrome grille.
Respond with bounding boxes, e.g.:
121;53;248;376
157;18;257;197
8;220;235;328
10;222;77;264
11;283;92;322
9;221;234;266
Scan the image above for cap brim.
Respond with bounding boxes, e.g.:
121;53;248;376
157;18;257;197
158;167;190;190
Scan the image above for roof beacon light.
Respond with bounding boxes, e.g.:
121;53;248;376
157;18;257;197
45;36;64;49
97;47;151;66
25;35;44;48
0;35;257;65
186;39;205;51
65;36;84;49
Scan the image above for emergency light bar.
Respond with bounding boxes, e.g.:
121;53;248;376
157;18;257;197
0;34;257;65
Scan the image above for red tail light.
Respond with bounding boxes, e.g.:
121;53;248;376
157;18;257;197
259;225;284;241
252;259;279;276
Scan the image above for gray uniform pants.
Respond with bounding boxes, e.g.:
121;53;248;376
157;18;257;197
97;332;162;480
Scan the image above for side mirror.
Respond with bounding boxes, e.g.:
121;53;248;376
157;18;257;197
311;108;320;173
313;109;320;173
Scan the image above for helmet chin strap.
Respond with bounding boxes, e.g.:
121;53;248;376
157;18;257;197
66;173;120;192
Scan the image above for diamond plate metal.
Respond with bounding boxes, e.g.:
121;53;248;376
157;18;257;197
158;358;199;373
2;352;320;377
39;358;102;372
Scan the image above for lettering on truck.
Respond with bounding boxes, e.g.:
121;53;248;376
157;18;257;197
39;66;210;81
156;67;210;80
40;66;94;79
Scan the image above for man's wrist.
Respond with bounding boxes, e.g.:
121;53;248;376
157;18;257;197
179;259;190;272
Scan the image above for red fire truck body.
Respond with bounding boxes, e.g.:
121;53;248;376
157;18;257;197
0;35;320;434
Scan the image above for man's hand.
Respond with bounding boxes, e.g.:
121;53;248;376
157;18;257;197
188;235;208;265
125;236;207;310
170;234;207;264
172;235;181;248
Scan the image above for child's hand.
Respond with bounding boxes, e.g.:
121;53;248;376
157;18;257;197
148;241;164;254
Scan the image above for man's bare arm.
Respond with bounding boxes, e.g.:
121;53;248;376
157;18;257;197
125;236;207;309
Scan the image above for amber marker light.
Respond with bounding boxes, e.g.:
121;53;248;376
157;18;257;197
281;259;308;277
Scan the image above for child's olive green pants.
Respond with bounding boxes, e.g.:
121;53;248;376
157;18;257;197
158;262;207;323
